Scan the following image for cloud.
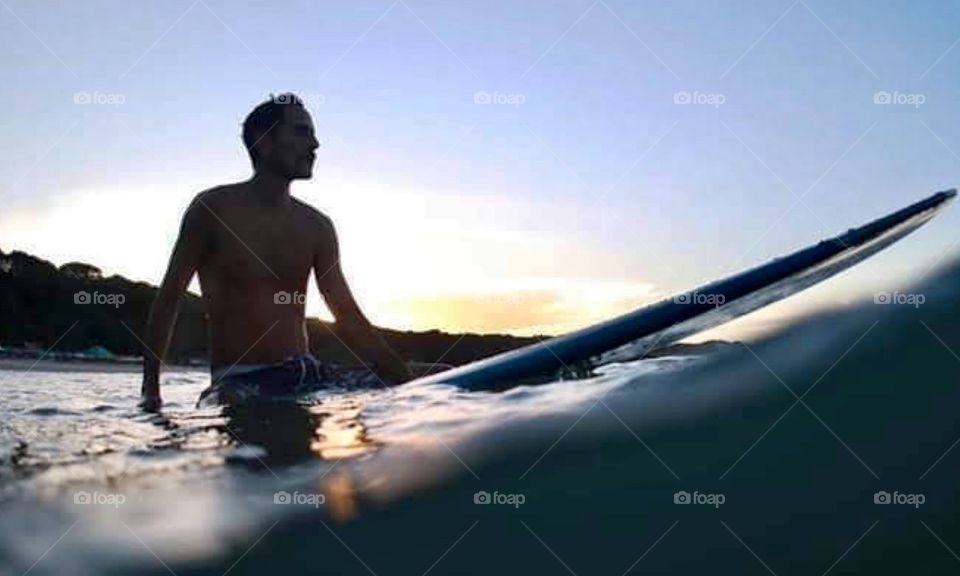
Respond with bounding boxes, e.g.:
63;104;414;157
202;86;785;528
380;278;659;335
387;291;565;334
0;186;193;283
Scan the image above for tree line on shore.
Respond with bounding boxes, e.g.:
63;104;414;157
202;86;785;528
0;249;538;366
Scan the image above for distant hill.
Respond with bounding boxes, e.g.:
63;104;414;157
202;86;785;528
0;249;539;366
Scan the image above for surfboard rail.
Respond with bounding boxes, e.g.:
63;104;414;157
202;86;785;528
412;190;956;390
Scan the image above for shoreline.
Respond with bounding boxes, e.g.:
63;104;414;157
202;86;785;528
0;358;206;374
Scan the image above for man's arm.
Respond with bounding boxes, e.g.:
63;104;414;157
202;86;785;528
140;196;208;409
313;218;412;384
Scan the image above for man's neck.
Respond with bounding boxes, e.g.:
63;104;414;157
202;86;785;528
249;171;292;206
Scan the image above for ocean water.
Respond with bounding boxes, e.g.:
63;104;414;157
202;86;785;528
3;261;960;575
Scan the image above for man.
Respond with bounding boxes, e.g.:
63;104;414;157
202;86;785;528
140;94;412;409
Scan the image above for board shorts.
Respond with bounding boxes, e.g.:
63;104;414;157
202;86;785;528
197;354;386;407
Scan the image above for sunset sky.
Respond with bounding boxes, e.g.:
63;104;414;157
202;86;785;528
1;0;958;338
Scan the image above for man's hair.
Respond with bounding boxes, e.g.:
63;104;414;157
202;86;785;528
242;93;305;166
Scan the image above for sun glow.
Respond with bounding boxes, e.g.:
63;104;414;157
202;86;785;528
2;180;668;336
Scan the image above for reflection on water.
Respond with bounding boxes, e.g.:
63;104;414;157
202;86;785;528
211;395;375;524
0;373;384;503
218;395;379;468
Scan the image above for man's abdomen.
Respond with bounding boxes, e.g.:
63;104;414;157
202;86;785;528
205;289;310;370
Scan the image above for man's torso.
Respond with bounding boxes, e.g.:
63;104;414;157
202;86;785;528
193;183;331;369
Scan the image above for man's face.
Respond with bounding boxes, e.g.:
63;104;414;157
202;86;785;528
260;105;319;180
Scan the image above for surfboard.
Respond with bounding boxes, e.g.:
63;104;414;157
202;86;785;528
411;189;956;391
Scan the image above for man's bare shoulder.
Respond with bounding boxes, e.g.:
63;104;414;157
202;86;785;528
189;183;246;211
291;198;334;232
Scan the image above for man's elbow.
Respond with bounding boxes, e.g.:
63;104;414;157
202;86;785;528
148;284;183;319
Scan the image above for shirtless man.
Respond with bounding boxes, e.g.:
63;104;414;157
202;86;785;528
140;94;411;409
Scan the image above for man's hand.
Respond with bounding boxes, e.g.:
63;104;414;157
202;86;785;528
406;361;453;379
372;356;414;384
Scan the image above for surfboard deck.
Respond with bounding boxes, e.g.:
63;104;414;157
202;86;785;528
410;190;956;391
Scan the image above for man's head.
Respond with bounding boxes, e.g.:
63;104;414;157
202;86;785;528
242;94;319;180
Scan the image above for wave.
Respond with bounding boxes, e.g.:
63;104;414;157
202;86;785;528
3;255;960;575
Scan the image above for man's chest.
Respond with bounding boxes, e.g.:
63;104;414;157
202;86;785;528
203;211;316;283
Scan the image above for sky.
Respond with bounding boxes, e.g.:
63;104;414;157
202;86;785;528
1;0;958;339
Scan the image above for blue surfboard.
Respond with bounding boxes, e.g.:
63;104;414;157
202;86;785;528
412;190;956;391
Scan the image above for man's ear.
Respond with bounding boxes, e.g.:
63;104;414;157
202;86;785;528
252;130;275;161
254;139;271;161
